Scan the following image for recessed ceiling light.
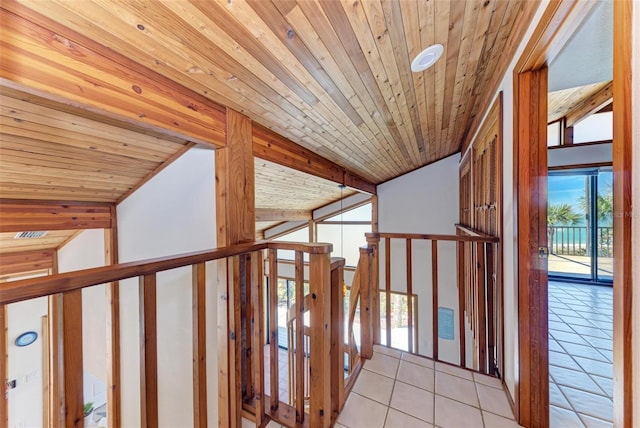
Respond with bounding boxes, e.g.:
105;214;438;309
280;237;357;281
411;44;444;73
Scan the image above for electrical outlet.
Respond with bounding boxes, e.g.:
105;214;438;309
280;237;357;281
6;379;16;389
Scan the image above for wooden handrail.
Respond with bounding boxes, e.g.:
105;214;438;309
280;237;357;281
367;230;499;243
0;241;332;304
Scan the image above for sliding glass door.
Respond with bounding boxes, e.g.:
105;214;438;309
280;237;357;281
547;169;613;283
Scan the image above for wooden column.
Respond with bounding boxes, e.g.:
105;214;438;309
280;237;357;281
250;251;265;426
612;1;633;426
104;210;121;428
308;252;331;428
215;108;256;427
62;290;84;427
360;248;373;359
366;233;380;343
517;69;549;427
139;274;158;427
330;258;345;419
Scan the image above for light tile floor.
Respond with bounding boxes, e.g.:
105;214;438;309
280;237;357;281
336;345;521;428
548;281;613;427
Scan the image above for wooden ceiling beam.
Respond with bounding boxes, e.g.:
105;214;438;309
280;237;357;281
0;3;226;148
0;249;54;276
252;124;376;195
565;81;613;127
255;209;311;222
0;199;114;233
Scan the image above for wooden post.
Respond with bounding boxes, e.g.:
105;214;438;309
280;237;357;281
250;251;265;426
267;249;279;409
62;290;84;428
431;241;439;361
308;253;331;428
104;218;121;428
228;257;242;428
330;258;345;419
365;233;380;344
192;263;207;427
139;274;158;427
486;244;495;375
360;248;373;359
294;251;304;423
215;108;256;427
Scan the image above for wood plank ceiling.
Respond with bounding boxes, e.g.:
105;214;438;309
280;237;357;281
6;0;538;185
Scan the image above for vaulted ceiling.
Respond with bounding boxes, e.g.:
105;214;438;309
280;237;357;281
3;0;538;184
0;0;539;256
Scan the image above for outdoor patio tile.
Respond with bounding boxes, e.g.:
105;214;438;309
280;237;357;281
559;385;613;422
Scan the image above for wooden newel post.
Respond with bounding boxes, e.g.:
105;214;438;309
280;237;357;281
360;247;374;359
330;257;346;420
309;252;331;428
365;233;380;343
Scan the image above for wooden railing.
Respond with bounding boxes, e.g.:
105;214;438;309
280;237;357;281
364;228;500;375
0;240;341;428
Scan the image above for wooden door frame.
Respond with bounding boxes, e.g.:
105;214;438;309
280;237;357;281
514;1;633;427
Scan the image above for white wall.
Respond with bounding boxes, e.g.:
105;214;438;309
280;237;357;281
377;155;460;363
58;229;108;413
548;142;612;169
117;147;217;427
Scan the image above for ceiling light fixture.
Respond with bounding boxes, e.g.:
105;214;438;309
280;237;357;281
411;44;444;73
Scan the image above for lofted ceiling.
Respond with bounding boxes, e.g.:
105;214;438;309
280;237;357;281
4;0;538;184
0;0;540;259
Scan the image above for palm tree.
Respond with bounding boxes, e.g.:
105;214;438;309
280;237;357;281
547;203;582;253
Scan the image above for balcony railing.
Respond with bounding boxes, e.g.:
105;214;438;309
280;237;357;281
548;225;613;257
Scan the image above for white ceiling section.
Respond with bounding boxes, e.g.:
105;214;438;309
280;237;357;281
548;1;613;92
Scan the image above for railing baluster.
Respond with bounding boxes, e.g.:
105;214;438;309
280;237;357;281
192;263;207;427
250;251;265;426
385;237;391;348
268;249;279;410
294;251;304;423
139;274;158;427
457;241;466;367
406;239;413;353
431;240;438;361
0;305;7;428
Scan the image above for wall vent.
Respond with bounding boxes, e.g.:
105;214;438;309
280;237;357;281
14;231;48;239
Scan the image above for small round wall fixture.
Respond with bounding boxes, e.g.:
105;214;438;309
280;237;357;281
411;44;444;72
15;331;38;347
